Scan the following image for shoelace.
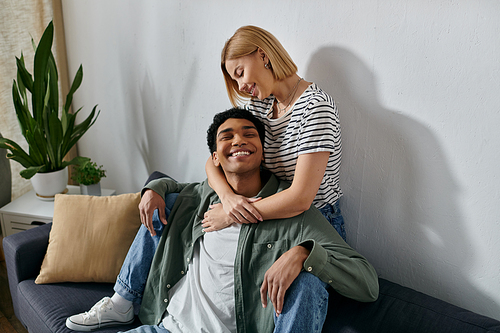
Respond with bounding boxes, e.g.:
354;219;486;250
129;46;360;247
83;297;111;327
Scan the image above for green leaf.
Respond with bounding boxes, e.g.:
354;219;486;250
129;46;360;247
42;109;57;169
32;21;53;123
16;54;33;93
61;110;76;146
12;80;31;137
20;165;44;179
43;75;51;114
61;156;90;169
62;106;81;135
62;105;99;156
40;101;53;165
48;53;59;114
0;137;36;168
73;105;100;133
16;72;29;111
48;112;63;168
24;131;44;165
31;36;36;52
32;126;48;158
64;65;83;113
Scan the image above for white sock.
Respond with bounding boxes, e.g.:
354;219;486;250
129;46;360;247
111;293;133;313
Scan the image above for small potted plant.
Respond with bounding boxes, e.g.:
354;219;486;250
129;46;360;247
72;160;106;196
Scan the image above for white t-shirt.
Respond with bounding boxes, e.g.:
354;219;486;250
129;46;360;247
162;223;241;333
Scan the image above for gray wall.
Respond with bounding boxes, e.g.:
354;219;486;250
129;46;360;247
62;0;500;320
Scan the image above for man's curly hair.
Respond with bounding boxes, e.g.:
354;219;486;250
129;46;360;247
207;108;265;154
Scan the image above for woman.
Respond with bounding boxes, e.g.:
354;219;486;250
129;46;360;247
204;25;346;241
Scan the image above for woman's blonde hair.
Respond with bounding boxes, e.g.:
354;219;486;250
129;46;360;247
221;26;297;107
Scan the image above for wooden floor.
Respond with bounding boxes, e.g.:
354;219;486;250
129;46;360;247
0;235;28;333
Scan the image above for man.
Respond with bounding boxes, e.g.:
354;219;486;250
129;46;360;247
67;108;378;332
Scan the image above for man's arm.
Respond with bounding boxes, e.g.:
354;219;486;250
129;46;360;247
260;245;310;315
260;208;379;316
139;177;189;236
299;209;380;303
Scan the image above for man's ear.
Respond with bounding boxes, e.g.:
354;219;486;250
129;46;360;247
212;151;221;167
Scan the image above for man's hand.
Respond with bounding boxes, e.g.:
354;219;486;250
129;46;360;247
260;245;310;316
139;189;167;236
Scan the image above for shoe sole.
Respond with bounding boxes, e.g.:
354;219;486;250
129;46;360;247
66;317;135;331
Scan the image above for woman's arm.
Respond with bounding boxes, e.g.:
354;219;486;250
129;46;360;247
203;151;330;231
251;151;330;220
205;157;263;223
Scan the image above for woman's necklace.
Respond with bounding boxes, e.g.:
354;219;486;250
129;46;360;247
276;77;303;116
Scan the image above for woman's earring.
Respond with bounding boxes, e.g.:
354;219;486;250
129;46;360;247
265;63;270;69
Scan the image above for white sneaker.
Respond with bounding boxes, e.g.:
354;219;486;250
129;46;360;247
66;297;134;331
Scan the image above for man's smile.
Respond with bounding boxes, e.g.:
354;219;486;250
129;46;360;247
230;149;253;157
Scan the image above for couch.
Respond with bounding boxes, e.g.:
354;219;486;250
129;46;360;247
4;172;500;333
5;222;500;333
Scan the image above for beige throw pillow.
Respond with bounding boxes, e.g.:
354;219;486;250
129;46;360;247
35;192;141;284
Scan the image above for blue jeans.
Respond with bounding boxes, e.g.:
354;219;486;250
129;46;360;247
274;272;329;332
121;273;329;333
114;193;178;303
319;200;346;242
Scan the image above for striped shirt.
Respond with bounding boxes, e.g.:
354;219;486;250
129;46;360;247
245;82;342;209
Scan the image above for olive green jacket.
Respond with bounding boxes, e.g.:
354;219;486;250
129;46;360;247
138;173;379;333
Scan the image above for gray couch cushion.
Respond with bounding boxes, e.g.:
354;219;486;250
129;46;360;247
17;279;140;333
323;278;500;333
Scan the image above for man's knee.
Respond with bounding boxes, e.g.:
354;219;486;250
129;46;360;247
275;273;329;332
284;272;329;309
291;272;329;294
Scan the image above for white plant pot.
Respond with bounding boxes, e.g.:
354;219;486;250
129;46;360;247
30;167;68;200
80;183;101;196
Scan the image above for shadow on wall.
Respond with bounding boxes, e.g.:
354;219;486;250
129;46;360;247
305;46;499;317
117;52;199;189
136;59;199;182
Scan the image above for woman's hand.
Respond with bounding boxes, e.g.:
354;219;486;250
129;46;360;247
202;196;263;232
139;189;167;236
219;193;263;224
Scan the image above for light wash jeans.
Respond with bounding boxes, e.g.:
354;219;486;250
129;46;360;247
114;193;179;303
120;272;328;333
273;271;329;333
115;193;334;332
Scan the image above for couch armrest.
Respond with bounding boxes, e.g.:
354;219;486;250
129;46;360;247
144;171;173;186
3;223;51;316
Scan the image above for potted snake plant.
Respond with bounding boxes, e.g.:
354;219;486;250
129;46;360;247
0;21;99;199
